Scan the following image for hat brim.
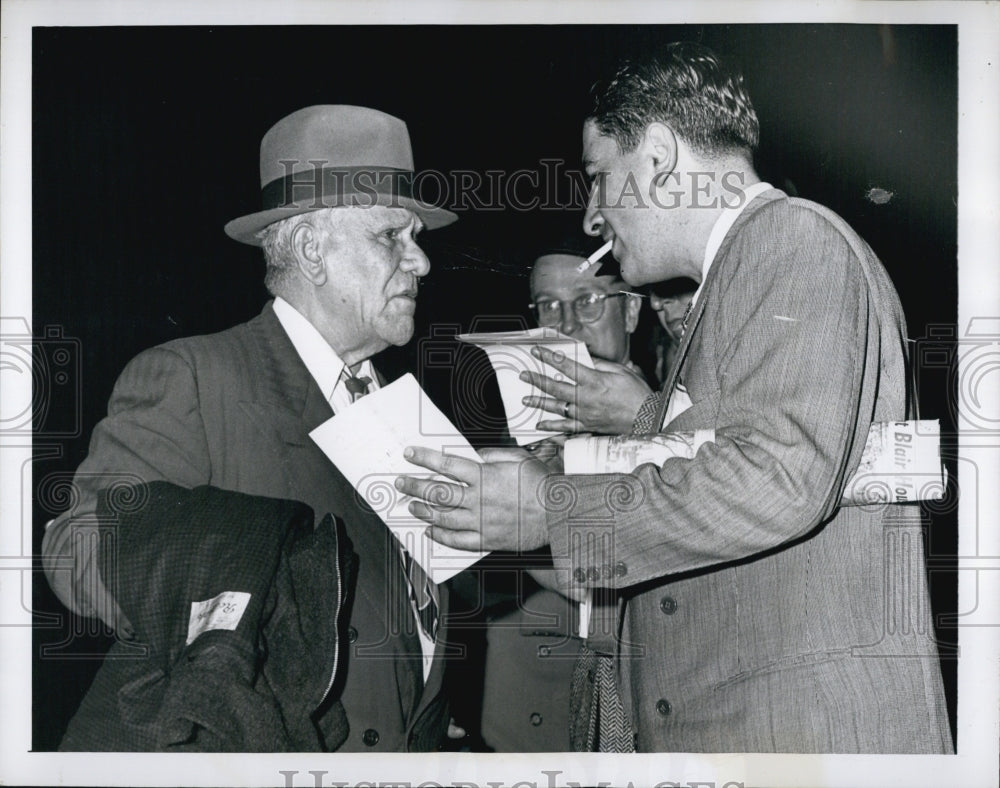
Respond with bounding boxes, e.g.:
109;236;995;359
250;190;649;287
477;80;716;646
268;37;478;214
224;196;457;247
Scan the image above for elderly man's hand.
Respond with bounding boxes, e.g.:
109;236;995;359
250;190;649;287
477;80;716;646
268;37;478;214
394;447;552;553
521;346;652;435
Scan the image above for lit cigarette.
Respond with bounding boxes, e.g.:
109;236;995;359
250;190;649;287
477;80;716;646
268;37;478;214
575;239;613;273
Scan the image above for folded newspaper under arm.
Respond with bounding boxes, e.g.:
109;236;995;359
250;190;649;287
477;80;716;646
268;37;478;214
563;420;946;506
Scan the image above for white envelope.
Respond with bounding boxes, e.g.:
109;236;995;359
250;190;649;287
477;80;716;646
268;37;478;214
309;373;487;583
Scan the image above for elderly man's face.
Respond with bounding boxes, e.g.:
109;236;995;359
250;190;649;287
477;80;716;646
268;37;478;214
317;206;430;353
529;253;639;365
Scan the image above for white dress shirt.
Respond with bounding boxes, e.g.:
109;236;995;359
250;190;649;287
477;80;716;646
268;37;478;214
272;296;436;681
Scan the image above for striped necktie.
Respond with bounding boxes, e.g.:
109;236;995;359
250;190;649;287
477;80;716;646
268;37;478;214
402;549;439;641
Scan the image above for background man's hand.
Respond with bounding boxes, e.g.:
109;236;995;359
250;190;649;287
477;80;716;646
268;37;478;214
395;446;552;553
521;346;652;435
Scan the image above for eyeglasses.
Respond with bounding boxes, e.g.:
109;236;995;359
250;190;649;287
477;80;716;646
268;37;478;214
529;291;643;326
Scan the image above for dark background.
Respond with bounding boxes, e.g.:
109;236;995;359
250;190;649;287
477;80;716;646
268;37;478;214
31;24;958;750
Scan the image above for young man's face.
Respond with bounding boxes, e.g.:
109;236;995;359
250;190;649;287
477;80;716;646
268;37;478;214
529;253;639;364
582;120;683;288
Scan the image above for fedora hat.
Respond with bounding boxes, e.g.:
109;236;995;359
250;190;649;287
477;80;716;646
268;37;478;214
225;105;457;246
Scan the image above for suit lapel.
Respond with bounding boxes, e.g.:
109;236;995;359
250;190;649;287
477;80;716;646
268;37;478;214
655;189;785;430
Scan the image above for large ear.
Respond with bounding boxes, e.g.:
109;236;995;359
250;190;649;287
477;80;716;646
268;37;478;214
643;122;678;187
290;218;328;286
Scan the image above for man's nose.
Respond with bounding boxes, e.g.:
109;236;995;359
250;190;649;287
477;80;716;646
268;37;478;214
583;189;604;237
400;240;431;278
650;293;665;312
559;304;580;335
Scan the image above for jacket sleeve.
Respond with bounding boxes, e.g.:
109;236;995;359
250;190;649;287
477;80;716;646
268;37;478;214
546;207;886;589
42;345;212;617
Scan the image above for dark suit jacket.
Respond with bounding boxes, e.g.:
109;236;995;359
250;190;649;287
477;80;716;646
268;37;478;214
60;481;350;751
43;302;449;752
546;191;952;753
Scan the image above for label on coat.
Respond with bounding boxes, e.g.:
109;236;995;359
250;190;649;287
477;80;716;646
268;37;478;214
186;591;251;645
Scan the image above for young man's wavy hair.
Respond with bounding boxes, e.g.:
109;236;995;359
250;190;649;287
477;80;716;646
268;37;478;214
589;41;760;159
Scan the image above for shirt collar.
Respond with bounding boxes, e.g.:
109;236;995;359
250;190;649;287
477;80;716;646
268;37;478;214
692;181;773;306
272;296;372;403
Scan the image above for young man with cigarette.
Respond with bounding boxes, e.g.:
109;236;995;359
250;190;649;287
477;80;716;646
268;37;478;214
397;43;952;753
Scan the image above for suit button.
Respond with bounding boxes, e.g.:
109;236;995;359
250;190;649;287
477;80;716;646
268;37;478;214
655;699;672;716
538;645;551;657
601;563;613;579
573;568;586;584
614;561;627;577
362;728;380;747
659;596;677;615
529;712;543;726
347;626;358;643
587;566;600;582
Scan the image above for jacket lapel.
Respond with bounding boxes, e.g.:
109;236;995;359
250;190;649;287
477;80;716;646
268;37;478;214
655;189;784;430
243;303;425;722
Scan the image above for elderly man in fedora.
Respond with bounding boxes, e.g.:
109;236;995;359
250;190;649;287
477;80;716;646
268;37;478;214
43;105;457;751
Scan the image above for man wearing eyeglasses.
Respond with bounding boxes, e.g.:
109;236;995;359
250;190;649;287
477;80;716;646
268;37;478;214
478;236;645;752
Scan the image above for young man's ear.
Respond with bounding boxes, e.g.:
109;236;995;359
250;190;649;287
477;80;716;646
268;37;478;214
644;122;678;188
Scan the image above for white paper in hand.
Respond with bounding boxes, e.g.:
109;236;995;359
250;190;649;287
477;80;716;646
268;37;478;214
457;327;594;446
309;373;487;583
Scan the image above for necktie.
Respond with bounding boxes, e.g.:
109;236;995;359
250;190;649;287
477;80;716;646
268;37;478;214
402;549;439;641
343;373;372;402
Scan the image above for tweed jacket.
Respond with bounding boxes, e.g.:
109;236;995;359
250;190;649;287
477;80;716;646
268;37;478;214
60;481;350;751
43;302;450;752
545;190;953;753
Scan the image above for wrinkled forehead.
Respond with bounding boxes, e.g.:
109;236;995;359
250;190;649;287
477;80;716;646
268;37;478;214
530;253;623;296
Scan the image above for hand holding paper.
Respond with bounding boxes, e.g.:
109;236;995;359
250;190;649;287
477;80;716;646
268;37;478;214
457;328;594;445
395;445;551;554
309;374;488;583
522;348;654;436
